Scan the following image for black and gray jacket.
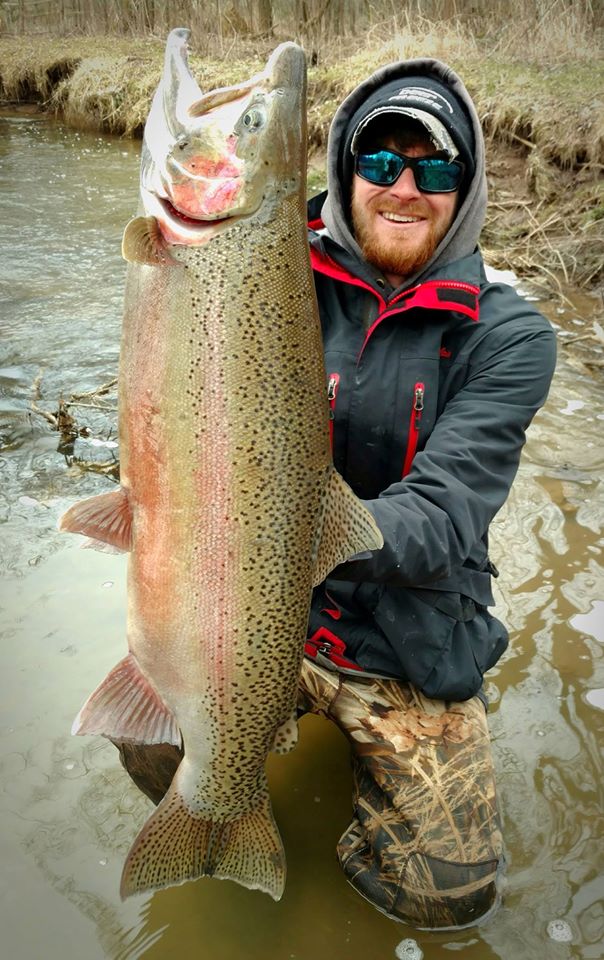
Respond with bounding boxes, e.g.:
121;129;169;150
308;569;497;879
304;58;557;701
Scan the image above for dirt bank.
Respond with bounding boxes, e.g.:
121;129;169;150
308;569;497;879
1;32;603;368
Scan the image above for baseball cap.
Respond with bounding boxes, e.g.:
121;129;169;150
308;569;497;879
343;75;475;189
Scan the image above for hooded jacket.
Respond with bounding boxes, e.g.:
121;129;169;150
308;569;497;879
304;58;557;701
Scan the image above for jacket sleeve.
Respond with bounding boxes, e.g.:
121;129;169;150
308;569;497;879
331;308;557;586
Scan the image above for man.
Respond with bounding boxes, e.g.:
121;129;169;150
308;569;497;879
298;59;556;928
116;59;556;930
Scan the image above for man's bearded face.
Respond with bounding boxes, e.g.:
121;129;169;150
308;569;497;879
351;132;459;287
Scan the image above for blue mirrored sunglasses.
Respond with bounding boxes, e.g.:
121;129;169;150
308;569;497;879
355;148;464;193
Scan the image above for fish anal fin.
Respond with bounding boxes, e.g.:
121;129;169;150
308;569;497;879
271;711;298;755
81;537;127;555
59;487;133;551
312;468;384;587
72;652;181;747
121;767;285;901
122;216;176;265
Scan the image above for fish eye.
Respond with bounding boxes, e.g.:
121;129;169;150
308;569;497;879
241;108;265;130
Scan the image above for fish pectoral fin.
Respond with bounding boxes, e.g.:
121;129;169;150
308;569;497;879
271;711;298;755
122;216;176;265
120;766;285;901
312;468;384;587
72;652;181;746
59;486;133;551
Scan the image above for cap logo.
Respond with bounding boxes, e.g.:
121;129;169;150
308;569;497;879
389;86;453;114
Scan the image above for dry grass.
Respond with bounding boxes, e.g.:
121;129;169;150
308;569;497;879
481;144;604;290
1;14;602;290
0;35;267;135
2;20;601;162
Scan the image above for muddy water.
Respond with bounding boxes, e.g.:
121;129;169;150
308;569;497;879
1;115;602;960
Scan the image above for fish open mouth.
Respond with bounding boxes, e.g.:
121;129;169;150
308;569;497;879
160;196;230;228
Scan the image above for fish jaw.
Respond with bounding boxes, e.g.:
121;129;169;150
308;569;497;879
164;132;242;218
138;186;237;246
138;33;307;246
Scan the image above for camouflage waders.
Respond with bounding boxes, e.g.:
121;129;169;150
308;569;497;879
113;657;503;930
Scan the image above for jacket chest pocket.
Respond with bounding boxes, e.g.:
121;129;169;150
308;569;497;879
324;349;440;494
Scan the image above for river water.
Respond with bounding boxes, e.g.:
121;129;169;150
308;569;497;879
1;114;602;960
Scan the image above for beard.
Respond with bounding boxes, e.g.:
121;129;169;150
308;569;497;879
351;192;453;283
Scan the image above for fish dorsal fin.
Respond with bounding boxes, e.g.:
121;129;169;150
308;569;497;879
312;469;384;587
271;711;298;755
122;216;175;265
59;487;132;551
72;652;182;746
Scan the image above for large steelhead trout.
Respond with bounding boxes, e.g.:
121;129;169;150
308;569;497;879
60;30;382;901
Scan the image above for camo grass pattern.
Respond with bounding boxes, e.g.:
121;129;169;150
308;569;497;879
298;659;503;929
114;658;502;926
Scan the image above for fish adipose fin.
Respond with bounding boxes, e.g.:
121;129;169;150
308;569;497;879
312;468;384;587
59;487;132;551
72;652;181;746
122;216;176;265
120;764;285;901
271;710;298;754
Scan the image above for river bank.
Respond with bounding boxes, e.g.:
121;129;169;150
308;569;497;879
1;30;603;368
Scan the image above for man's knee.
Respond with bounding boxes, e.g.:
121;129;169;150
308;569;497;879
338;829;502;929
393;850;501;929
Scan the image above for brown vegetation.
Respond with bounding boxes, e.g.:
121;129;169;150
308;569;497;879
0;1;602;299
30;372;120;476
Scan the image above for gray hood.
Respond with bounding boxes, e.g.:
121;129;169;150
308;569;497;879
320;58;487;292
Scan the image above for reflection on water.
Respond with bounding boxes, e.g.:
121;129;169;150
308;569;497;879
1;115;603;960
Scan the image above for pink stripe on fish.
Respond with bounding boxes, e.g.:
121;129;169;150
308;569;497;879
123;280;178;632
191;311;237;711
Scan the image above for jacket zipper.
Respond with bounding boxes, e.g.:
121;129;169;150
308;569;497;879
402;382;424;477
357;279;480;362
390;278;479;306
365;278;478;332
327;373;340;450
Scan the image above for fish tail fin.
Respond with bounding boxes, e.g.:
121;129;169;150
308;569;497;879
120;762;285;901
